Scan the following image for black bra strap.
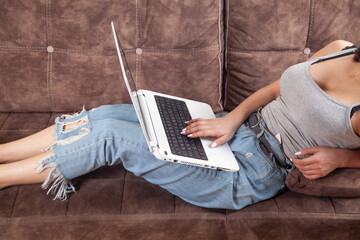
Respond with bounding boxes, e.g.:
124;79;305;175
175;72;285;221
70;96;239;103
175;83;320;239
351;106;360;118
314;50;356;64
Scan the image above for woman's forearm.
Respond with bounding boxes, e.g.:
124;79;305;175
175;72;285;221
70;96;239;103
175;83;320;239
224;79;280;129
340;149;360;168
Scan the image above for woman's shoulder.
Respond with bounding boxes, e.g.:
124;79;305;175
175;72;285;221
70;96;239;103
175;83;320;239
307;40;355;61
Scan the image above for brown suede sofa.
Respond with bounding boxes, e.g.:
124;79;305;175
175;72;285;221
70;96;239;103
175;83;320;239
1;1;360;239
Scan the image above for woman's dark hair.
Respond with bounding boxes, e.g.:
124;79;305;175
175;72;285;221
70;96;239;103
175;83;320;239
355;48;360;62
342;44;360;62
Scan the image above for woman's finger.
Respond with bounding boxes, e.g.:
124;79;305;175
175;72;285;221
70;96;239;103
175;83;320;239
211;135;231;148
187;129;219;138
302;173;322;180
295;164;319;172
291;156;315;167
182;124;212;135
186;118;206;125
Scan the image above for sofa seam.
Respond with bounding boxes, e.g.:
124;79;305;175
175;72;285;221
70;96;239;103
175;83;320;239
328;197;337;214
9;186;20;218
120;170;127;215
136;0;140;46
223;0;230;109
46;53;53;112
46;0;53;112
0;113;10;130
0;46;219;55
47;0;52;46
0;46;46;50
227;49;302;54
305;0;315;48
216;0;224;111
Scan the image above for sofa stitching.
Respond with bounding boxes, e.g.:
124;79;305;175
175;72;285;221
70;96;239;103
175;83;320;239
46;53;53;112
216;0;224;111
48;0;52;46
0;46;46;50
0;46;219;54
139;54;142;87
136;52;139;87
223;0;230;109
136;0;139;46
46;54;50;110
227;49;301;54
45;0;53;112
49;53;54;111
305;0;315;48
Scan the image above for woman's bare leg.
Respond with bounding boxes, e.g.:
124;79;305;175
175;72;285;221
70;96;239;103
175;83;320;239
0;125;56;163
0;150;54;190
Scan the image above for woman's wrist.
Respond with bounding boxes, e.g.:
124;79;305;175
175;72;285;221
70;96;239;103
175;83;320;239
339;149;360;168
224;110;247;131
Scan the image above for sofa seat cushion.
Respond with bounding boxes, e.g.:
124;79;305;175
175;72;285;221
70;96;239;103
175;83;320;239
1;112;360;239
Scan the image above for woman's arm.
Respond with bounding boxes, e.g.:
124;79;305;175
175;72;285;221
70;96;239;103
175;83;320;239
182;79;280;148
291;147;360;180
184;40;355;148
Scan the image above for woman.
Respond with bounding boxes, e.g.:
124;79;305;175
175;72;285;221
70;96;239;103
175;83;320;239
0;40;359;209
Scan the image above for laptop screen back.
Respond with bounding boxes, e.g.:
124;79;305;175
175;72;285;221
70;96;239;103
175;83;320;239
111;22;152;145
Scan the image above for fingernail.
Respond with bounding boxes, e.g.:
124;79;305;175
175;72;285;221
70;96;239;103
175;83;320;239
295;151;301;156
185;121;189;124
181;128;186;134
289;158;293;162
187;134;193;137
211;142;217;148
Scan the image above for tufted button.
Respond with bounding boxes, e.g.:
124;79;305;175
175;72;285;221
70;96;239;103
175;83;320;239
135;48;142;55
47;46;54;53
303;47;311;55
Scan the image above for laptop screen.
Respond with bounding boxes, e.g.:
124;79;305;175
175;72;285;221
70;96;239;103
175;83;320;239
111;22;152;145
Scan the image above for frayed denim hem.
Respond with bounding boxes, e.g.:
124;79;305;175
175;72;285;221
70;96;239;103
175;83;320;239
36;159;75;201
36;105;95;200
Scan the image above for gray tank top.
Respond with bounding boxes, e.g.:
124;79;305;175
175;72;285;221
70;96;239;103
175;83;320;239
262;48;360;159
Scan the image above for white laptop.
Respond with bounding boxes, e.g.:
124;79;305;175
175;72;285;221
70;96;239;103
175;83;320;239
111;22;239;171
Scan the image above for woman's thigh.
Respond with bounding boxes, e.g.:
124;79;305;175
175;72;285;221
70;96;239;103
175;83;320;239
88;104;139;123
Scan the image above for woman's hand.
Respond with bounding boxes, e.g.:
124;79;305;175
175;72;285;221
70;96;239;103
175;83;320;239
181;117;238;148
290;146;347;180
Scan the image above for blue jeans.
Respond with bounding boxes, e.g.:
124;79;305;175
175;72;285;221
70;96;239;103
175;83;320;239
38;104;293;210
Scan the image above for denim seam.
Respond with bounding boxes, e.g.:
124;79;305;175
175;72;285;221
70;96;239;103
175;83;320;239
253;168;280;184
255;141;277;169
234;165;280;189
187;165;234;185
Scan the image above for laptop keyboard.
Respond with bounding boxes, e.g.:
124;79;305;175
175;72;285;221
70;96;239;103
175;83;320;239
155;95;208;160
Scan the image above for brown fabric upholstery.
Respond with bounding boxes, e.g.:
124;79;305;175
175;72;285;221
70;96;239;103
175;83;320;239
224;0;360;110
286;168;360;197
0;0;223;113
1;1;360;239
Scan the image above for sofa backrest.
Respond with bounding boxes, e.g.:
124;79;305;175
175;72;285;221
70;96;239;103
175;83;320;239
0;0;359;113
0;0;224;112
224;0;360;110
